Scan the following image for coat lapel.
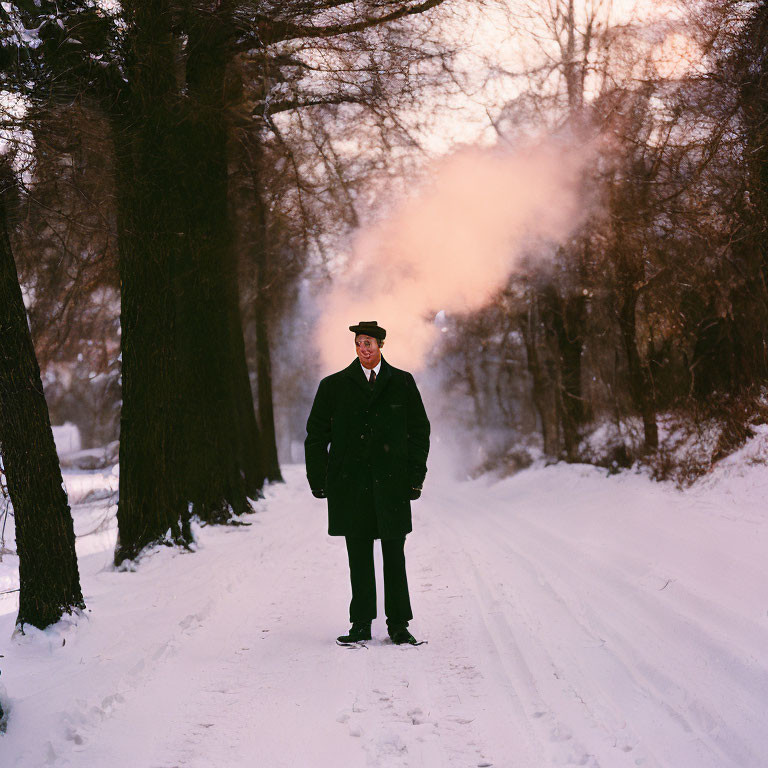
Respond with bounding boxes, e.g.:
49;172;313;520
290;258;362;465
343;359;371;396
342;357;392;401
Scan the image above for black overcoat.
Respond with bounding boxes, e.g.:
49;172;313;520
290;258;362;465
305;357;430;539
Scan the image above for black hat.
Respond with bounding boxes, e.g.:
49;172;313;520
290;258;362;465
349;320;386;341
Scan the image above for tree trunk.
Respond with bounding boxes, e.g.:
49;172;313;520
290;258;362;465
494;329;515;425
521;293;561;458
734;7;768;387
742;4;768;233
464;353;483;427
244;133;281;483
542;282;585;461
254;298;283;482
618;286;658;452
179;0;264;514
228;264;268;496
563;0;583;115
111;0;191;564
112;0;266;557
0;176;84;629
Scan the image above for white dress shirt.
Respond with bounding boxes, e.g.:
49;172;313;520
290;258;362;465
360;359;381;381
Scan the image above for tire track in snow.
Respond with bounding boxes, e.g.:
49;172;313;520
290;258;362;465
430;478;766;768
413;506;553;767
494;510;766;768
430;495;631;768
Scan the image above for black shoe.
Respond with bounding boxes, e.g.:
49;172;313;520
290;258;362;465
388;625;419;645
337;623;372;644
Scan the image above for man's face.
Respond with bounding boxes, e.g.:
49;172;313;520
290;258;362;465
355;334;381;369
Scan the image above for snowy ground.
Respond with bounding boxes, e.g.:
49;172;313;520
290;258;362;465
2;445;768;768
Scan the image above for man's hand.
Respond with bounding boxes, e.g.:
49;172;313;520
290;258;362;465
311;488;327;499
409;487;422;501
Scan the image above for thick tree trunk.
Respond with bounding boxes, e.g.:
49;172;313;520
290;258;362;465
179;0;264;513
112;0;190;564
173;109;250;520
0;178;84;629
112;0;265;557
112;132;190;560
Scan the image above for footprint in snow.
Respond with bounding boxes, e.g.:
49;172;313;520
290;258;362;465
65;726;85;746
550;722;573;742
407;707;427;725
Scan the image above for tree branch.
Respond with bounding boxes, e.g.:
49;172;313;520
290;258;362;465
254;92;365;117
243;0;446;47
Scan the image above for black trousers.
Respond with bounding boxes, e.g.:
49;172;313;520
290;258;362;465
345;536;413;627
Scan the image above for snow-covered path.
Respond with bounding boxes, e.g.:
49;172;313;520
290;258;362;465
2;459;767;768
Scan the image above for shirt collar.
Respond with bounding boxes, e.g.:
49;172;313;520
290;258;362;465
360;359;382;379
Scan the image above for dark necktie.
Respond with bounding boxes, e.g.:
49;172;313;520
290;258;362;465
369;369;376;388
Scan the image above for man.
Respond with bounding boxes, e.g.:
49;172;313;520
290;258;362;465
305;321;430;646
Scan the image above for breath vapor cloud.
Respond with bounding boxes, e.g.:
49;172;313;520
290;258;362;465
317;141;589;371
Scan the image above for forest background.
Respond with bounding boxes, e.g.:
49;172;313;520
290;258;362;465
1;0;767;637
